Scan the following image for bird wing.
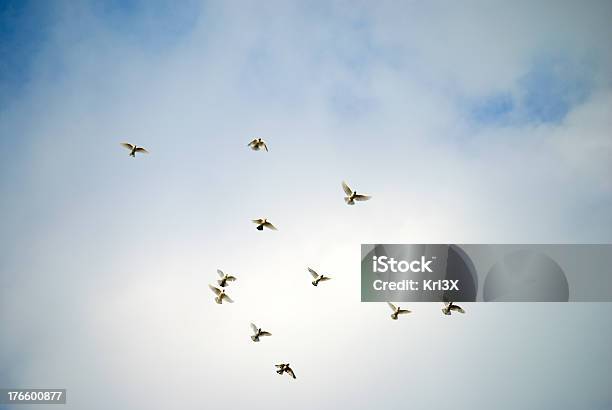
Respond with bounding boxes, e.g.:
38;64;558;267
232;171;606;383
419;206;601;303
286;368;296;379
275;364;285;368
250;323;258;333
221;293;234;303
342;181;353;196
397;309;411;315
209;285;221;296
263;222;277;230
308;268;319;279
248;139;258;147
450;305;465;313
387;302;397;311
262;142;268;152
134;147;149;154
226;275;236;281
121;142;135;150
260;331;272;336
354;194;371;201
217;269;225;278
319;276;331;282
252;219;265;224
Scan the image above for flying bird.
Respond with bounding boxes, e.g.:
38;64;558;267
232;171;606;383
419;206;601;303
120;142;149;157
250;323;272;342
275;363;296;379
248;138;268;152
442;301;465;315
342;181;371;205
387;302;411;320
216;269;236;288
308;267;331;287
209;284;234;304
252;218;277;231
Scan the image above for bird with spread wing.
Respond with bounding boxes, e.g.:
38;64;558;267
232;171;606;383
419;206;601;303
252;218;277;231
275;363;296;379
308;267;331;287
342;181;371;205
209;284;234;304
248;138;268;152
387;302;411;320
250;323;272;342
216;269;237;288
442;301;465;315
120;142;149;157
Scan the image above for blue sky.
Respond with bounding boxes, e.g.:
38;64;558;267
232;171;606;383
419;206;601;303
1;1;611;409
0;1;48;107
468;53;596;126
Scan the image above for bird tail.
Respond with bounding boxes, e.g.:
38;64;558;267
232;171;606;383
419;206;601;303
215;297;222;304
311;280;318;286
344;197;354;205
251;336;259;342
442;308;450;315
276;370;283;375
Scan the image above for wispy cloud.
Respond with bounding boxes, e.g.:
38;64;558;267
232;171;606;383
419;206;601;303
466;53;596;126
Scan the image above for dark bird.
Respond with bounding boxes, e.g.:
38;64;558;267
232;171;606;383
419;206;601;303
120;142;149;157
252;218;277;231
387;302;411;320
248;138;268;152
275;363;296;379
308;267;331;286
250;323;272;342
442;301;465;315
342;181;371;205
216;269;236;288
209;284;234;304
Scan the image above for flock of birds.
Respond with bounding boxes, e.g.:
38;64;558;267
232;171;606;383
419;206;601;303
121;138;466;380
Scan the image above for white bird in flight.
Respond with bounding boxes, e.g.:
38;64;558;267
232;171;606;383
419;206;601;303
342;181;371;205
250;323;272;342
216;269;236;288
308;267;331;287
252;218;277;231
120;142;149;157
387;302;411;320
275;363;296;379
442;301;465;315
209;284;234;304
248;138;268;152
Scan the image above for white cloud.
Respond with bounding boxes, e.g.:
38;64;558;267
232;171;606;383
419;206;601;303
1;1;611;409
